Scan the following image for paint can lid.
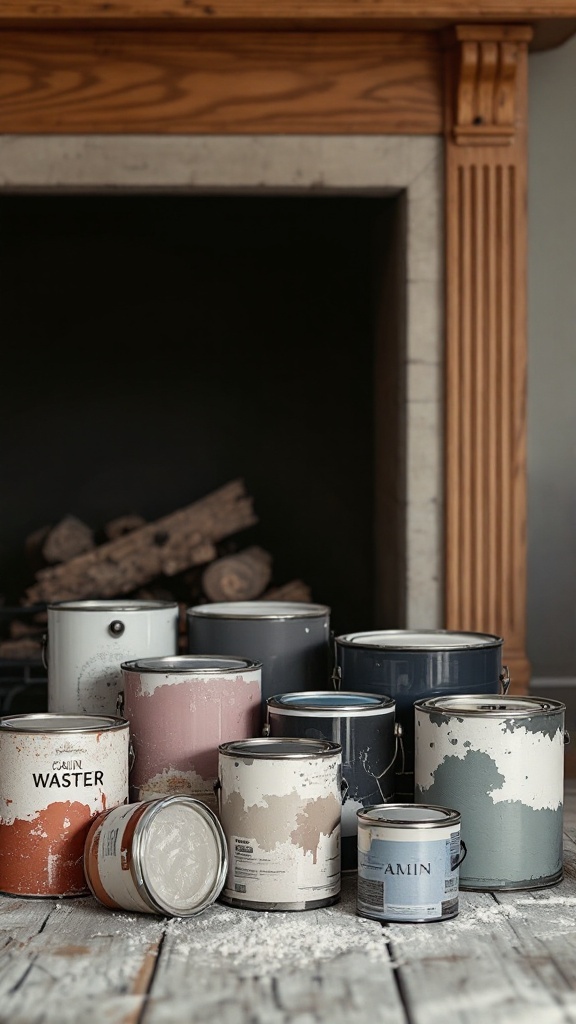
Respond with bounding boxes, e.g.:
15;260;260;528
121;654;262;675
130;797;228;917
219;737;342;759
0;712;128;733
335;629;503;650
266;691;395;716
414;694;566;717
187;601;330;620
357;803;461;828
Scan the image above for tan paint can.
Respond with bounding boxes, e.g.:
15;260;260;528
217;737;342;911
84;796;228;917
0;713;129;897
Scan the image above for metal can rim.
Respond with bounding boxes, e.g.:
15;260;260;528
335;628;503;651
187;601;331;621
130;796;228;917
0;712;129;734
219;737;342;759
47;599;179;612
121;654;263;675
266;691;395;716
414;694;566;717
357;803;461;828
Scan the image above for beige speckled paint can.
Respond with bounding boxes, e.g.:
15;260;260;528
120;655;262;810
218;737;342;911
46;599;179;717
0;713;129;897
84;796;228;917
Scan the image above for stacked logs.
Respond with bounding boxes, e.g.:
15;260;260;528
0;479;312;659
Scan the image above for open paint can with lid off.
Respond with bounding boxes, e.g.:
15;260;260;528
84;796;228;917
414;694;568;890
357;803;465;923
265;691;398;872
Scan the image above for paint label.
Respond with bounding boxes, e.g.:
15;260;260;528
357;829;460;921
219;749;341;906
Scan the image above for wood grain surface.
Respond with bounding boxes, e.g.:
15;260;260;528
0;783;575;1023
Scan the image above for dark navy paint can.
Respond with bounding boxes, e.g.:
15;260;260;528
265;690;397;872
333;630;507;802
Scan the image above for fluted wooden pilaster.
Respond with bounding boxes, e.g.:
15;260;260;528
444;25;532;692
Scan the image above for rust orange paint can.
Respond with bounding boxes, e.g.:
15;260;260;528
0;712;129;898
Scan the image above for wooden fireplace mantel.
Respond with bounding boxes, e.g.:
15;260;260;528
2;3;576;692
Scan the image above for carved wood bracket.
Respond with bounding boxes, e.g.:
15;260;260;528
452;25;533;146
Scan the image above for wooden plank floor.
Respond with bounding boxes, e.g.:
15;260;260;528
2;784;576;1024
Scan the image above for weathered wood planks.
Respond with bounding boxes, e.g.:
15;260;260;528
1;784;576;1024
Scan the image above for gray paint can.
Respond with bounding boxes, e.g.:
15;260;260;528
265;691;397;873
334;629;506;802
187;601;331;711
357;803;465;923
414;694;568;890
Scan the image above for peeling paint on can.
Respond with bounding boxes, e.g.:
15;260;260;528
0;713;129;897
84;796;228;917
265;691;397;873
46;599;179;717
357;804;464;922
414;695;567;890
218;737;342;910
120;655;262;811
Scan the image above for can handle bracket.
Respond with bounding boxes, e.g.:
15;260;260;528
499;666;511;694
454;840;467;869
367;723;405;803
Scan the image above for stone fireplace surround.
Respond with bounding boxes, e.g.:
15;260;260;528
2;2;576;691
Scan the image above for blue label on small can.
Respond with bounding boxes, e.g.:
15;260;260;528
357;829;461;922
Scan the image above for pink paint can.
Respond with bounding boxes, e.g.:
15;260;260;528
120;655;262;811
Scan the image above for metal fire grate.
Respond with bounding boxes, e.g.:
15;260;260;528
0;606;48;715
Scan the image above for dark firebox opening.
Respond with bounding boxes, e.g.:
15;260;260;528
0;190;404;645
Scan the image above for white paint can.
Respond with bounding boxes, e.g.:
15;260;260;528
218;737;342;911
84;796;228;917
414;694;567;890
0;712;129;897
357;804;465;923
120;654;262;809
46;599;179;716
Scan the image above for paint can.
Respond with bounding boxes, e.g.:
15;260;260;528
84;795;228;917
217;737;342;910
45;599;179;717
414;694;568;890
119;654;262;810
356;804;465;923
265;691;398;872
334;629;507;801
0;712;129;897
186;601;331;709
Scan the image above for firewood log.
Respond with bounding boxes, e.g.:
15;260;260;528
25;479;257;604
201;546;273;602
262;579;313;602
41;515;95;564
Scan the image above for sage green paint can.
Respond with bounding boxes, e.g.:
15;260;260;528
414;695;568;891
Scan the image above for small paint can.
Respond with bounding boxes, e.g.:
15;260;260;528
120;654;262;810
187;601;331;708
414;694;568;890
217;737;342;911
357;804;465;923
334;629;508;801
0;712;129;897
84;795;228;917
45;599;179;717
265;691;398;872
